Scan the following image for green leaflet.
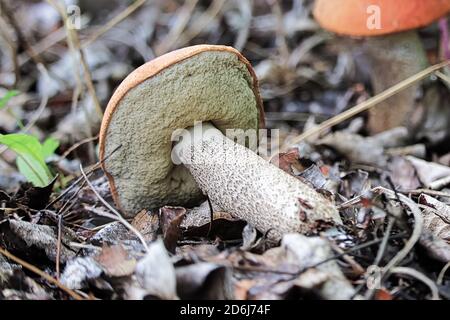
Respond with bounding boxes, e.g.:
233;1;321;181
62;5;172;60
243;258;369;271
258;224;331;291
0;90;19;109
0;134;59;187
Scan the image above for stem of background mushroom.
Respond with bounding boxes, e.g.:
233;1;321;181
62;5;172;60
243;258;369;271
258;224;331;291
172;122;342;240
363;30;429;134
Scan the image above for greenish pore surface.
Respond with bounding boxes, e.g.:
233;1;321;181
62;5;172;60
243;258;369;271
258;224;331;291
104;51;259;216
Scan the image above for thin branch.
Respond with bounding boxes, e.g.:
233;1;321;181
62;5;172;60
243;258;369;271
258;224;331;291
79;165;149;252
59;135;99;162
285;60;450;149
375;187;423;273
46;0;103;119
154;0;199;55
389;267;439;300
437;261;450;285
45;144;121;209
0;246;84;300
81;0;147;49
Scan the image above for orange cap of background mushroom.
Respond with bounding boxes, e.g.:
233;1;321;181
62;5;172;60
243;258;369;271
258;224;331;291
313;0;450;36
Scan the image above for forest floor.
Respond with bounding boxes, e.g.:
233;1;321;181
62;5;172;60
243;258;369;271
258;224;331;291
0;0;449;300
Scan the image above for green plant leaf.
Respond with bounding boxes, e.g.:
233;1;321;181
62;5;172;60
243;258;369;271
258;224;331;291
0;133;54;187
16;156;50;187
41;137;59;159
0;90;19;109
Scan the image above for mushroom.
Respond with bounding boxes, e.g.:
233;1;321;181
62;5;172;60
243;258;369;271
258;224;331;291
313;0;450;133
99;45;341;240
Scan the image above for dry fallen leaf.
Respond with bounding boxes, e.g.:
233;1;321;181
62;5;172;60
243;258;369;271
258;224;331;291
270;148;304;175
127;239;178;300
281;233;358;300
5;219;77;263
388;156;421;191
160;206;186;253
318;131;387;167
419;194;450;240
418;194;450;262
95;244;136;277
407;156;450;187
175;262;233;299
234;279;257;300
131;210;159;242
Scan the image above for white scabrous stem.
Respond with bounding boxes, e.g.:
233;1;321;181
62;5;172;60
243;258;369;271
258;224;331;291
173;122;342;240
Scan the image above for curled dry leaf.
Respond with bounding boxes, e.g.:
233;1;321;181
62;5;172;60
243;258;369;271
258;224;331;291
297;164;328;190
281;234;357;300
269;148;305;175
131;210;160;242
340;170;371;199
241;224;260;251
12;176;57;210
160;206;186;253
407;156;450;187
388;156;421;191
227;234;357;300
418;194;450;262
126;239;178;300
175;263;233;299
419;194;450;239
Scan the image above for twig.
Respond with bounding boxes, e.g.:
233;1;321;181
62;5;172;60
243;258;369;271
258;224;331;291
435;70;450;85
69;242;102;252
337;186;424;296
45;144;121;209
428;175;450;190
0;246;84;300
389;267;440;300
0;0;50;73
364;215;395;300
269;0;290;63
233;0;252;51
46;0;103;119
231;233;407;277
56;214;63;279
328;241;365;275
373;217;395;267
59;135;99;162
285;60;450;150
18;27;66;67
22;64;50;132
81;0;147;49
155;0;199;55
0;64;50;156
0;15;19;86
437;261;450;285
372;187;423;273
176;0;226;47
404;188;450;198
79;165;149;252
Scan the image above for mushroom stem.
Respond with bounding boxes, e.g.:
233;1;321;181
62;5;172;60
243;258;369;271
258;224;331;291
173;122;341;240
363;30;429;133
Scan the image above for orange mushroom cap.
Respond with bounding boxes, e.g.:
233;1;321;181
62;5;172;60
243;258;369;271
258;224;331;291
313;0;450;36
